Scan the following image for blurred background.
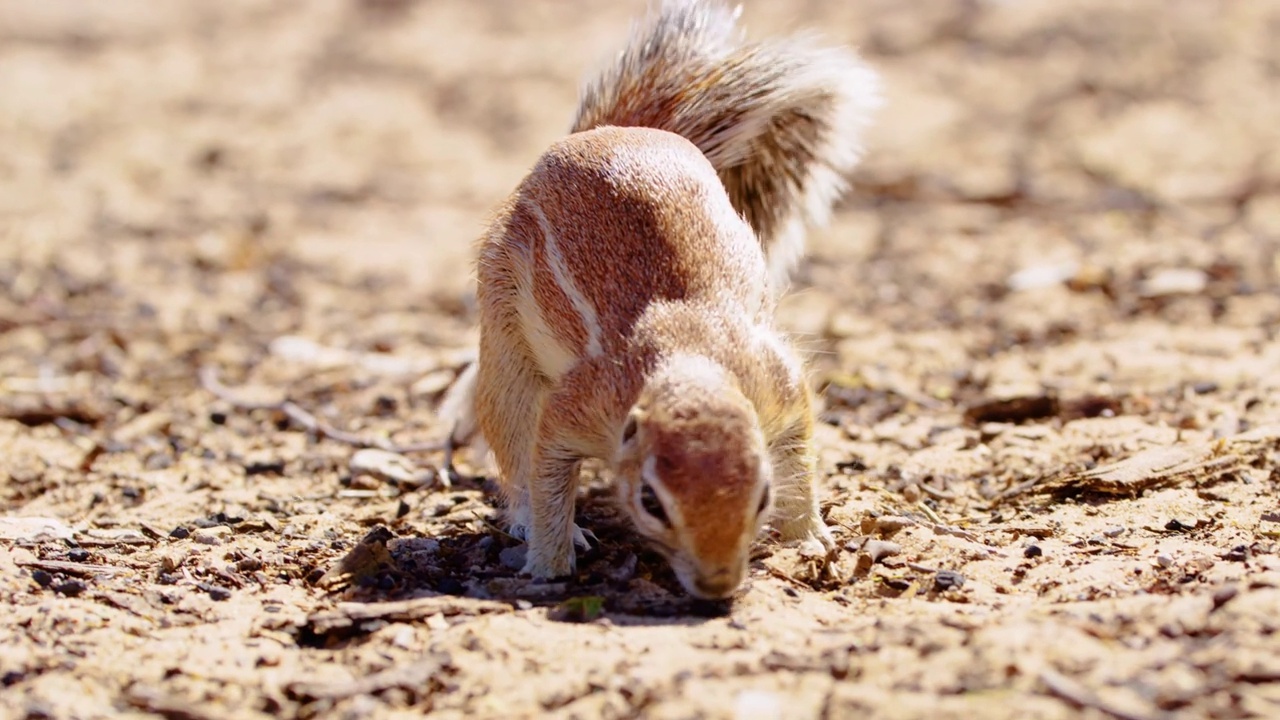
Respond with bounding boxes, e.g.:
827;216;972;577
2;0;1278;411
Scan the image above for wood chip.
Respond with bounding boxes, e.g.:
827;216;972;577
15;559;131;576
306;596;512;635
1026;425;1279;497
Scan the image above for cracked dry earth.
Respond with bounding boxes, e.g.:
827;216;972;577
3;0;1280;719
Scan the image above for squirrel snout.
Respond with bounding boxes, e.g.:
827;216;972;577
687;565;746;600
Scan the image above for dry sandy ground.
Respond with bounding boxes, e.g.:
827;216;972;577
3;1;1280;718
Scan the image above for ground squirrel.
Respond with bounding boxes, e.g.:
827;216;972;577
443;0;880;599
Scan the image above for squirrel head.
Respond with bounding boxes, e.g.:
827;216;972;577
612;355;772;599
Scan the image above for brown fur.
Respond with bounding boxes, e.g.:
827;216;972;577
573;0;882;286
444;0;881;599
437;0;881;451
474;127;832;599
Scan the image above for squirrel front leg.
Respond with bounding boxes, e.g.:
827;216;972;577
520;374;607;579
768;415;834;552
522;430;584;580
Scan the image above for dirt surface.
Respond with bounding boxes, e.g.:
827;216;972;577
3;1;1280;718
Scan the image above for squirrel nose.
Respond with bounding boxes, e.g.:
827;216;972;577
692;570;741;599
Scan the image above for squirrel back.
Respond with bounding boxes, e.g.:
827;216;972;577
572;0;881;286
439;0;880;451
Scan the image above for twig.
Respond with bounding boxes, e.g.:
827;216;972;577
199;365;449;458
763;565;813;591
915;500;944;525
15;559;130;576
917;481;957;501
475;513;521;542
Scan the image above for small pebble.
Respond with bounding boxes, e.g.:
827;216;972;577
874;516;913;536
257;647;283;667
1211;584;1239;611
53;580;86;597
31;570;53;587
499;546;527;571
67;549;90;563
934;570;965;591
193;526;232;545
1156;553;1175;568
347;474;381;491
1223;545;1249;563
1103;526;1126;538
169;526;191;539
1138;267;1207;298
243;459;286;476
853;553;874;576
863;539;902;562
349;448;430;487
203;584;232;601
1024;545;1043;558
390;625;416;649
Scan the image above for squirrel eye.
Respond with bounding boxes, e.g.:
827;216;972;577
757;484;771;516
639;484;669;527
621;416;638;444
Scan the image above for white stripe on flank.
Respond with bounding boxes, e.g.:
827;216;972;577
530;202;604;358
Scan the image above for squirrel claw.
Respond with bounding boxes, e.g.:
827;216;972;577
776;516;836;556
571;525;599;553
509;522;597;554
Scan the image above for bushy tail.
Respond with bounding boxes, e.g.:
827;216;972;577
571;0;882;286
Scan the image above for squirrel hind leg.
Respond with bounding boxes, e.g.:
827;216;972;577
473;314;545;535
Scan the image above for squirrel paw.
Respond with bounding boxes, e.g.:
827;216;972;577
521;554;575;580
513;521;597;579
509;521;597;553
775;514;836;555
796;531;836;559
